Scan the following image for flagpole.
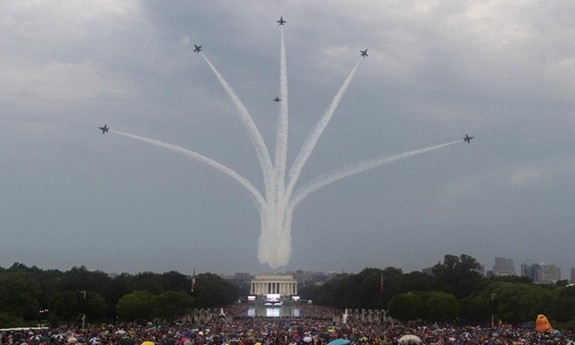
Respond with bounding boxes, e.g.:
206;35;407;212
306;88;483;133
191;268;196;293
191;268;196;324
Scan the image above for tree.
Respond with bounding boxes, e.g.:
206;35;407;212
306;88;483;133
388;292;424;321
84;292;107;322
115;290;155;321
161;271;190;291
129;272;164;294
101;273;132;319
432;254;483;298
460;294;491;324
49;290;81;323
401;271;436;293
0;272;42;321
58;266;111;293
489;282;552;324
423;291;460;322
153;291;194;321
192;273;237;308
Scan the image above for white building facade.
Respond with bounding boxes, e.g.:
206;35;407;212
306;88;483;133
250;274;298;296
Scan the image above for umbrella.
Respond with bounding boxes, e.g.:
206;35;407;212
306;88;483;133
141;342;155;345
398;335;422;344
303;337;312;343
327;339;350;345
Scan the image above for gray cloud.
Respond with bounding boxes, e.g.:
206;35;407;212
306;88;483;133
1;1;574;276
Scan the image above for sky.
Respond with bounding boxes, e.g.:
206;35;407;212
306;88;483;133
1;1;575;277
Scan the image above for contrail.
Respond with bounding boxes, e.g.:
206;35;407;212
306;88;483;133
112;130;266;209
254;25;293;269
285;59;362;203
112;26;464;269
289;140;461;211
274;25;289;204
200;53;274;201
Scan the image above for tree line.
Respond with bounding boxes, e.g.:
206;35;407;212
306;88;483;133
301;254;575;329
2;254;575;330
0;263;239;328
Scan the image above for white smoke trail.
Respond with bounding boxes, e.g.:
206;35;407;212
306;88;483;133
109;28;464;269
289;140;461;211
256;26;292;269
274;25;289;203
200;53;274;201
285;59;362;202
258;204;293;268
112;130;266;209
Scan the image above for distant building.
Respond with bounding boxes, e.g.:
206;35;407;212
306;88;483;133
250;274;297;297
422;266;434;276
539;263;561;282
571;267;575;283
492;257;516;277
521;261;561;283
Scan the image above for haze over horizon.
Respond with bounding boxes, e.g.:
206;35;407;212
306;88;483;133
1;1;575;277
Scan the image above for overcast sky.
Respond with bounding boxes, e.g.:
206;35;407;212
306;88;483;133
1;1;574;277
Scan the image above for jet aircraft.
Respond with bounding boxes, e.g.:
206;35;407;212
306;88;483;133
360;49;368;57
194;44;202;53
277;16;286;25
98;125;109;134
273;97;281;102
463;134;474;143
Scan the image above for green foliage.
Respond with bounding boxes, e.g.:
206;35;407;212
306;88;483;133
153;291;194;320
129;272;164;294
0;272;42;321
192;273;238;308
432;254;483;298
308;274;347;307
388;292;424;321
85;292;108;321
116;290;155;321
401;271;436;293
0;263;239;326
459;294;490;324
0;312;27;328
304;254;575;326
4;256;575;327
161;271;190;291
48;290;81;323
423;291;460;322
489;281;550;323
306;268;405;309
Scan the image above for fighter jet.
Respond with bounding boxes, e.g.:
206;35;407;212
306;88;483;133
273;97;281;102
277;16;286;25
360;49;368;57
98;125;109;134
463;134;474;143
194;44;202;53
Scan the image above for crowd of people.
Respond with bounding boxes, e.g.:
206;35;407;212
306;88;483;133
1;304;573;345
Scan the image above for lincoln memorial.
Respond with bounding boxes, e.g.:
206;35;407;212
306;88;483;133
250;274;298;296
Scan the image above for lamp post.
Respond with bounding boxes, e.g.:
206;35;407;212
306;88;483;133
80;290;87;330
491;292;497;329
38;308;49;327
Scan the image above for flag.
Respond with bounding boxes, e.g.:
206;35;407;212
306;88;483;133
191;269;196;293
